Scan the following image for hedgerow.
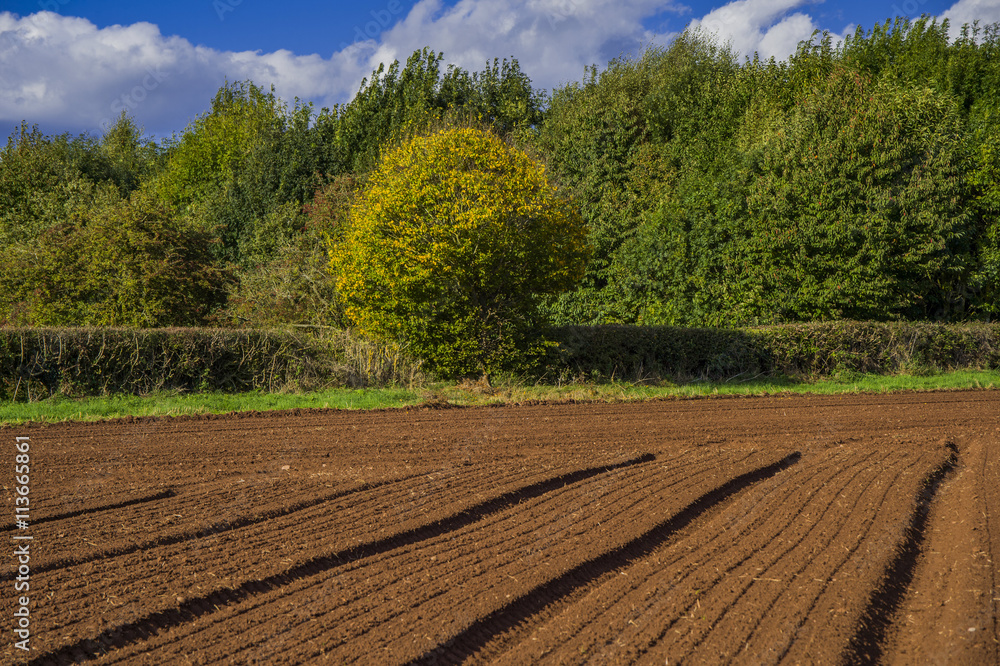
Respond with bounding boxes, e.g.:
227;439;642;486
2;322;997;402
0;327;423;401
546;321;1000;383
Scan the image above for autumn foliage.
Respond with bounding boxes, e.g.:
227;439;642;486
331;127;590;378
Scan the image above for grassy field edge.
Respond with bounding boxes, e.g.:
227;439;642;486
1;369;998;426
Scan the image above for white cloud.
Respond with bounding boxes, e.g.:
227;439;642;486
756;13;821;59
942;0;1000;36
0;1;874;138
687;0;850;60
359;0;680;91
0;11;371;138
0;3;689;137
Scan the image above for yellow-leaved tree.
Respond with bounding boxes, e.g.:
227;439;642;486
330;127;590;379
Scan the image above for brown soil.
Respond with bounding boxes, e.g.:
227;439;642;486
2;391;998;664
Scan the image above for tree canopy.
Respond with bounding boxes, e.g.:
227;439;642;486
2;17;999;336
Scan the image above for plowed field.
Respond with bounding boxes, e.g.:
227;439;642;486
3;391;999;664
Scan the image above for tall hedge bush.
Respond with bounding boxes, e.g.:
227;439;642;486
331;127;590;378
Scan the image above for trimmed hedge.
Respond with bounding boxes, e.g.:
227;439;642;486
548;321;1000;382
547;325;765;382
0;327;424;401
3;321;997;401
757;321;1000;377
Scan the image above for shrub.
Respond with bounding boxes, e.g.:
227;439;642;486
0;190;231;327
331;127;590;378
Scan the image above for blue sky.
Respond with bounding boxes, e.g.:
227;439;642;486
1;0;995;139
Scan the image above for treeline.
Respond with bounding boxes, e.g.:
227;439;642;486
1;17;998;332
540;18;1000;326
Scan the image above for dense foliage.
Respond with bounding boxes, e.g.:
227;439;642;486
539;18;1000;325
331;127;589;378
2;16;999;366
0;51;544;330
0;190;229;326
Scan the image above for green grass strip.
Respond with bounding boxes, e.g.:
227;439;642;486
435;369;1000;405
1;370;997;425
0;388;422;425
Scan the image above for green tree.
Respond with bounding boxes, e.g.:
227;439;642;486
968;104;1000;315
838;17;1000;113
0;123;116;247
609;157;746;327
154;81;289;264
0;115;162;253
536;31;746;324
728;68;973;323
437;56;543;136
220;176;358;327
330;128;589;378
100;111;161;197
321;48;543;178
0;190;230;326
